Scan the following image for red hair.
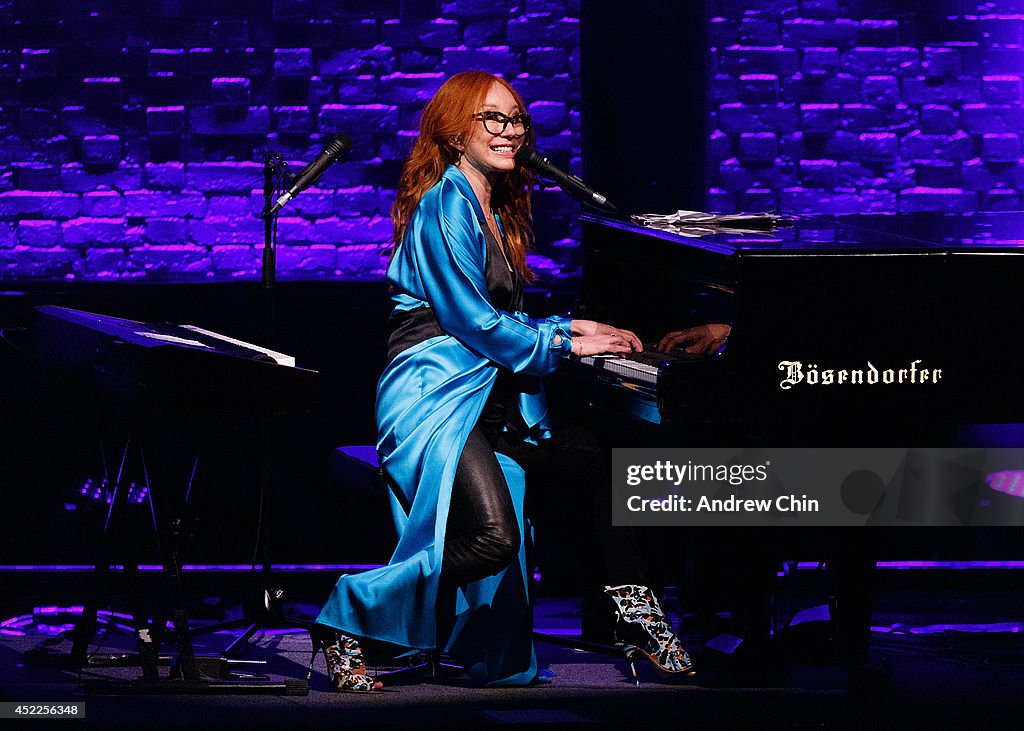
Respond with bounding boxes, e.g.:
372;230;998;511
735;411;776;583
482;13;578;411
391;71;537;282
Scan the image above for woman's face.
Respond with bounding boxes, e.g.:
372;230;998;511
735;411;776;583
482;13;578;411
459;81;528;181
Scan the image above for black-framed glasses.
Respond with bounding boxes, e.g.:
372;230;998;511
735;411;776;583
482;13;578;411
472;111;532;135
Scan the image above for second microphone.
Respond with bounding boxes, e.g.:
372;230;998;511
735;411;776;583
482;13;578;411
269;133;354;215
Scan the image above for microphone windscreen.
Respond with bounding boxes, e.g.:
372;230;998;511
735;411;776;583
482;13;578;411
514;145;546;171
325;133;354;161
515;144;619;212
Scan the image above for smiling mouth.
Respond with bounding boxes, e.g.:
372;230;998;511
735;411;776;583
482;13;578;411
490;144;517;154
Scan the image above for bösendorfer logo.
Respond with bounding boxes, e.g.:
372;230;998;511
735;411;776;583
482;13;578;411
778;359;942;391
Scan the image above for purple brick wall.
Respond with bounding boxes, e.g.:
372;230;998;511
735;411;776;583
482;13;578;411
0;1;582;281
15;1;1023;280
707;0;1024;215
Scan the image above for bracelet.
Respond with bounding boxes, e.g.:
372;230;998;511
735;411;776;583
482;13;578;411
553;325;574;357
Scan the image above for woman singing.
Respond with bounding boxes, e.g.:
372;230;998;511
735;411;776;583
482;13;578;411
310;71;694;690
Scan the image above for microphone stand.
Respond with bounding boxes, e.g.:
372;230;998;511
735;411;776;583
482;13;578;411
255;150;286;642
193;151;313;656
250;150;314;644
262;150;284;289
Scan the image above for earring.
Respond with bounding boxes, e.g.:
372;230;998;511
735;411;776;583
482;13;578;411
448;136;463;166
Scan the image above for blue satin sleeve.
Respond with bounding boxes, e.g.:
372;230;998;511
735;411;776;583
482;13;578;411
394;176;572;377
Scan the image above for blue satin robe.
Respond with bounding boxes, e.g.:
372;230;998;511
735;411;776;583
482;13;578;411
316;165;573;686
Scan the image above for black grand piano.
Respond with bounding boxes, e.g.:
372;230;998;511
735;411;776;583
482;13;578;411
549;210;1024;671
557;211;1024;446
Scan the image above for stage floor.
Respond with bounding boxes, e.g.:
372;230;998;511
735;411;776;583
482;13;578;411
1;584;1023;729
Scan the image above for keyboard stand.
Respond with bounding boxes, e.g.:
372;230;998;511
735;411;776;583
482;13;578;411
23;417;308;696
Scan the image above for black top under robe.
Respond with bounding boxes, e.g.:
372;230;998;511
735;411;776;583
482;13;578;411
386;216;527;434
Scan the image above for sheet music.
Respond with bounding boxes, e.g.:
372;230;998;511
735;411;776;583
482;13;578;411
181;325;295;367
135;331;213;349
632;209;788;236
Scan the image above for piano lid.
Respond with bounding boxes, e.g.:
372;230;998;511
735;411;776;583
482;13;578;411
573;209;1024;431
582;211;1024;256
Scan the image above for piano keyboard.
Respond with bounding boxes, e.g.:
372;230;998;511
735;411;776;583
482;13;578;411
578;348;709;386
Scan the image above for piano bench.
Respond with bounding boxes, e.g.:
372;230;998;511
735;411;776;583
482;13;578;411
329;445;386;495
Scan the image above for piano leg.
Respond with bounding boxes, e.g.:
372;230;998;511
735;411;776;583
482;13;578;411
828;529;894;707
683;527;778;673
829;529;876;668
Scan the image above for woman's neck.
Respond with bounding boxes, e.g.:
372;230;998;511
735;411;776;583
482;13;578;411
458;161;496;214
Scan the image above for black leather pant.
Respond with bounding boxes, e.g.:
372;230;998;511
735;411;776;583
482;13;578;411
441;424;646;589
441;426;522;586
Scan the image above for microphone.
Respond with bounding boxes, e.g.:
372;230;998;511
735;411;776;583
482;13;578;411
268;133;354;215
515;146;618;211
